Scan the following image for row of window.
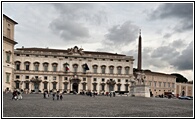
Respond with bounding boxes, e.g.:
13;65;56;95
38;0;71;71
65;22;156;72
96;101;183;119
16;82;129;92
15;75;130;82
15;62;131;75
148;81;175;88
15;54;129;62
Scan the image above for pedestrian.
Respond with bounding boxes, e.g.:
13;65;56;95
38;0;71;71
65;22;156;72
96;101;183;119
57;93;59;100
113;92;115;97
93;91;95;97
52;92;55;100
60;93;63;100
110;92;112;97
12;90;17;100
43;92;46;98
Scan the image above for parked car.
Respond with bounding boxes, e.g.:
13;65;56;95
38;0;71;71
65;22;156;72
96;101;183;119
178;96;192;100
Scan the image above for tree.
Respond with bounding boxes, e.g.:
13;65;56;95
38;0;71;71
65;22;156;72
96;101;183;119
171;73;188;83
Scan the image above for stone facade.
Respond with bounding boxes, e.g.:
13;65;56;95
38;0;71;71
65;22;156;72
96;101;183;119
13;46;134;94
3;14;18;92
176;82;193;97
143;71;176;97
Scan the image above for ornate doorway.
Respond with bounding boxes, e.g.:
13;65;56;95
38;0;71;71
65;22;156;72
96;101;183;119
72;83;78;93
34;83;39;93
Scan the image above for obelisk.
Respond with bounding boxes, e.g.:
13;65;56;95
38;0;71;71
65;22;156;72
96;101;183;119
137;29;142;71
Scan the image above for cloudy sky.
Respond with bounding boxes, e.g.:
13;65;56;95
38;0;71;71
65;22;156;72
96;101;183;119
3;2;194;81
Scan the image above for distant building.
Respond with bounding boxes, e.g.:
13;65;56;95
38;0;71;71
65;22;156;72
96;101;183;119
176;82;193;97
144;70;176;96
3;14;18;92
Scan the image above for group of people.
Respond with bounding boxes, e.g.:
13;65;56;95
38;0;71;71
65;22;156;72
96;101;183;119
12;90;22;100
43;91;63;100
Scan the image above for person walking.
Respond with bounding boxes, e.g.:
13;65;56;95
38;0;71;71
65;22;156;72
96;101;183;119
52;92;55;100
60;93;63;100
109;92;112;97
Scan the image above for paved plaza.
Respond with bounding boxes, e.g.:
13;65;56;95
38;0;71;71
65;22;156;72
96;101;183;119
3;93;193;118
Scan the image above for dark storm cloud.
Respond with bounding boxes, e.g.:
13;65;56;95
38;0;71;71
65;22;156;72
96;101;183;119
170;41;193;70
148;3;193;33
104;21;139;46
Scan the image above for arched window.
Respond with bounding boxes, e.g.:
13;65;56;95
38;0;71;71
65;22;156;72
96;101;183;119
109;65;114;74
15;61;21;70
73;64;78;73
125;66;130;75
24;61;30;70
52;63;58;72
34;62;40;71
92;65;98;74
117;66;122;75
101;65;106;74
43;62;49;72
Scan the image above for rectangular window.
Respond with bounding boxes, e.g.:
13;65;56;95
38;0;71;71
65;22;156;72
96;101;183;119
6;53;10;62
26;83;29;89
26;64;29;70
149;81;152;86
168;83;170;88
53;66;57;72
109;69;113;74
154;81;157;87
163;82;166;87
6;73;10;83
53;76;56;80
64;84;68;90
102;78;105;82
93;78;97;82
64;77;68;80
125;85;128;91
35;65;39;71
16;64;20;70
53;83;56;89
83;78;86;81
125;69;129;75
44;83;47;89
16;75;20;79
82;84;86;90
93;84;97;91
44;66;48;72
118;79;121;82
159;82;162;87
125;79;128;82
25;76;29;79
117;69;121;74
101;68;105;74
44;76;47;80
93;68;97;74
7;28;11;38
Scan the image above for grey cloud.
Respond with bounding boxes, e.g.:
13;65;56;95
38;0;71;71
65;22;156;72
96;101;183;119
49;18;89;41
49;3;109;42
170;39;186;48
163;33;172;38
147;3;193;33
104;21;139;46
170;41;193;70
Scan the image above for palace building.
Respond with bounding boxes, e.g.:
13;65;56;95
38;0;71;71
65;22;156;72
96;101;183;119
13;46;134;94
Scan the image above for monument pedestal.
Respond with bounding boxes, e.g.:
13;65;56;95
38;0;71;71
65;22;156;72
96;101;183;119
129;85;150;97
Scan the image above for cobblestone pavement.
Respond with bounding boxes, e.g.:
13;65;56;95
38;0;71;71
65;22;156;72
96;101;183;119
3;93;193;118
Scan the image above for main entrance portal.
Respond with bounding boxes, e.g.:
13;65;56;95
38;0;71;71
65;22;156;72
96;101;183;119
72;83;78;93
